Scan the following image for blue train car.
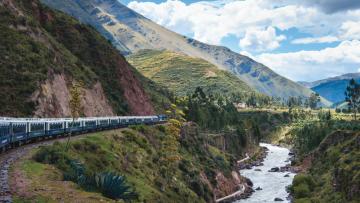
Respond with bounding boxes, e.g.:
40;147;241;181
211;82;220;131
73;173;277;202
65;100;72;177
28;122;46;138
66;120;83;133
83;120;97;131
0;115;167;151
47;121;65;136
0;123;10;148
12;122;28;142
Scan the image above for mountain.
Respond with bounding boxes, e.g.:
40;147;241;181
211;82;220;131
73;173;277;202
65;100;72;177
302;73;360;103
127;50;256;97
0;0;169;117
40;0;322;101
299;73;360;88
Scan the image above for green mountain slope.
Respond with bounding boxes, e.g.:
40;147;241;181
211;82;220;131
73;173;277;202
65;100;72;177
0;0;168;117
291;131;360;203
40;0;327;103
127;50;254;97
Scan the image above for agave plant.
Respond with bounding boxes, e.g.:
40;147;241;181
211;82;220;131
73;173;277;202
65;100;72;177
63;160;89;187
95;172;138;200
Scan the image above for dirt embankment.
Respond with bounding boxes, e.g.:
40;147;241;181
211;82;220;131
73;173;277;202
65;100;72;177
32;73;115;117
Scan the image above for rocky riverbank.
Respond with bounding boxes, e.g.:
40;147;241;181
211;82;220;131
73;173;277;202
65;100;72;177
237;146;269;170
235;143;296;203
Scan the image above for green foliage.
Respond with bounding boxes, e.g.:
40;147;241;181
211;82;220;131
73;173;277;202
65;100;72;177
33;125;234;202
345;78;360;120
186;87;240;130
309;93;321;109
95;172;138;200
127;50;254;97
291;132;360;203
317;110;332;121
291;120;360;157
35;144;138;201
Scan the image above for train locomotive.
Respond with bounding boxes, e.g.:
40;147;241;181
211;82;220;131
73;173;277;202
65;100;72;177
0;115;167;151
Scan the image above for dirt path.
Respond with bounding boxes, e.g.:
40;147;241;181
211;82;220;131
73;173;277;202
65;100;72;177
215;184;246;202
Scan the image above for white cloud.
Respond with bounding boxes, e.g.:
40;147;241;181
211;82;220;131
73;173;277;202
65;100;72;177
257;40;360;81
127;0;360;81
291;36;338;44
340;21;360;40
240;27;286;52
128;0;360;46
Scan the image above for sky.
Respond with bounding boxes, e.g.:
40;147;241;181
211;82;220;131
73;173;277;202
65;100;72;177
119;0;360;82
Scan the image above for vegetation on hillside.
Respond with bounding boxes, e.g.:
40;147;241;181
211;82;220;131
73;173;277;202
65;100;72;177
127;50;255;97
290;131;359;203
27;123;246;202
0;0;170;116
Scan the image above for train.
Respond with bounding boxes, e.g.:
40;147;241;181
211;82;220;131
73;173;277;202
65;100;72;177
0;115;167;150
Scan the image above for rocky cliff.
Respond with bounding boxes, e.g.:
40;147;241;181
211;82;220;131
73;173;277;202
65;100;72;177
0;0;157;117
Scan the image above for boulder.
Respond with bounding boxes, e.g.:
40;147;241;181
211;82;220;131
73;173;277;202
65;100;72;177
268;167;279;172
274;197;284;201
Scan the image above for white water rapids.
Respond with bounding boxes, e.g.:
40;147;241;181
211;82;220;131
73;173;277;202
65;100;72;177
235;143;295;203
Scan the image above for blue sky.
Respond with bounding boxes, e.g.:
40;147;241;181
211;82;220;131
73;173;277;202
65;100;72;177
120;0;360;81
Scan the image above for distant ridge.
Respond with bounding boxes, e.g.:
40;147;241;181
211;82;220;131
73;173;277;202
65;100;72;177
301;73;360;103
42;0;331;105
299;73;360;88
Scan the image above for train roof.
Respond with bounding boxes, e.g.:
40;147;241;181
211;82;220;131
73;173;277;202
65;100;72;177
0;115;161;123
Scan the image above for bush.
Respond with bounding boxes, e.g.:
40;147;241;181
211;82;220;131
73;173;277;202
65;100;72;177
33;143;71;170
95;172;138;200
291;174;315;198
293;183;310;198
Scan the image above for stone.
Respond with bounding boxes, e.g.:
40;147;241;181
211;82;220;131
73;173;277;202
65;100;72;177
268;167;279;172
274;197;284;201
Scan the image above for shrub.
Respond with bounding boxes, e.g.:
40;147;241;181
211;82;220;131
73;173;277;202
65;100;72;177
291;174;315;199
94;172;138;200
33;144;71;170
293;183;310;198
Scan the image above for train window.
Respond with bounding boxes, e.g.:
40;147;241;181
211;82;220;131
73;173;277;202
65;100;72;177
49;123;63;130
0;125;9;137
99;120;108;125
13;124;26;134
69;122;81;128
31;123;45;131
85;121;96;126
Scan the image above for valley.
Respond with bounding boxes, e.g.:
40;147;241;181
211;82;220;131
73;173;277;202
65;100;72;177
0;0;359;203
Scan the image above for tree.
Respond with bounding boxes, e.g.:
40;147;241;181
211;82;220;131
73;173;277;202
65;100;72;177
345;79;360;120
66;82;83;151
309;93;320;109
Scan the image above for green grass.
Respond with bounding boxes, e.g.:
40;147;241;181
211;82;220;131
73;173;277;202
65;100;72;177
31;124;245;202
21;160;46;177
127;50;255;97
291;131;360;203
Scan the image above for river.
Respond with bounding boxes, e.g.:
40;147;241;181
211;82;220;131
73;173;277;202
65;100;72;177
235;143;295;203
